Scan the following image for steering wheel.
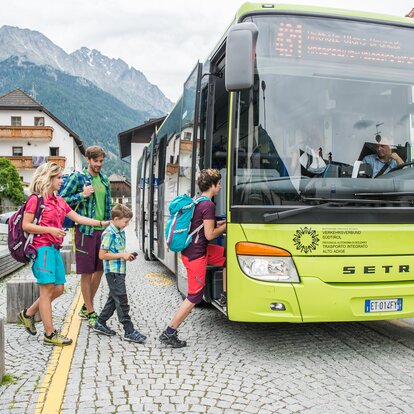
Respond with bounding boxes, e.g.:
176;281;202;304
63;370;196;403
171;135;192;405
387;162;414;174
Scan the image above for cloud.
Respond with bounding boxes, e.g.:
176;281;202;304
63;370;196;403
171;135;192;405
1;0;413;101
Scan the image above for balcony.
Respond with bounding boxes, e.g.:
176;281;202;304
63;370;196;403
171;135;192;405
5;156;66;169
0;126;54;141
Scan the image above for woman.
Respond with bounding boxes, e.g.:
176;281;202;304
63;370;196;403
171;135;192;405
18;162;109;346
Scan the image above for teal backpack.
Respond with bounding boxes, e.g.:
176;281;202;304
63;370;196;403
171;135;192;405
165;195;210;252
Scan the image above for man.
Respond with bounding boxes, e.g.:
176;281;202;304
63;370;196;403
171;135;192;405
362;137;404;177
60;146;112;327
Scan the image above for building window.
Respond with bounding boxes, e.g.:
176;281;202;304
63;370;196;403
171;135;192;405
12;147;23;156
183;131;192;141
11;116;22;126
49;147;59;156
34;117;45;126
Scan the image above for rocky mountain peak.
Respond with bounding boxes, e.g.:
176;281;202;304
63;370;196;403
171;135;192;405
0;25;172;115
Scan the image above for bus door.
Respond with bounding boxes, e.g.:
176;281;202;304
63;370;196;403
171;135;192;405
154;136;167;260
143;141;155;261
201;51;229;218
176;62;203;295
135;154;144;250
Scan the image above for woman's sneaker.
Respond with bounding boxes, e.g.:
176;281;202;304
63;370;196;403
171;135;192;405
124;329;147;343
79;306;88;320
93;321;116;336
43;330;73;346
159;330;187;348
17;309;37;335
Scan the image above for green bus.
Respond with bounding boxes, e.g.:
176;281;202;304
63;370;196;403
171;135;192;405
136;2;414;322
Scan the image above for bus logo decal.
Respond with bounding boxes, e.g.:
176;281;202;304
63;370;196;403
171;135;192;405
293;227;320;254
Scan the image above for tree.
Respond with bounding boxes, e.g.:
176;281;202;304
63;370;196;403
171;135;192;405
0;158;25;205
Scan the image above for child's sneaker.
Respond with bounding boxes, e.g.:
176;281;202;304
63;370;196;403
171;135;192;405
124;329;147;343
93;321;116;336
43;330;73;346
159;330;187;348
17;309;37;335
217;293;227;307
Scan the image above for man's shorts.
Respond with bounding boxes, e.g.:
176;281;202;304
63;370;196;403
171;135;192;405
74;228;104;274
32;245;66;285
182;244;226;304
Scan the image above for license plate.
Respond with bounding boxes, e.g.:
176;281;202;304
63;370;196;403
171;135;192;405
365;298;403;313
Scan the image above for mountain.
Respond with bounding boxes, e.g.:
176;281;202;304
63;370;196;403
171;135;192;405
0;25;173;115
0;57;150;176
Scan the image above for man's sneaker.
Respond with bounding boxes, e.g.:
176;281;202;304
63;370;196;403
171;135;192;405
79;306;88;320
124;329;147;343
87;312;99;328
43;330;73;346
93;321;116;336
159;330;187;348
17;310;37;336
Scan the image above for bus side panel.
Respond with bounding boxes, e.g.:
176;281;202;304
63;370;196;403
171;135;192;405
227;223;303;322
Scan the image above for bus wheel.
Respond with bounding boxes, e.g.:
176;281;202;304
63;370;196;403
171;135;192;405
144;249;150;261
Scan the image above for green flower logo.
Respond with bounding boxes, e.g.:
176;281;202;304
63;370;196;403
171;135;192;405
293;227;319;254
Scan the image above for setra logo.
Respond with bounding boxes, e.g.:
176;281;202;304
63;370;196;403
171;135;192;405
293;227;320;254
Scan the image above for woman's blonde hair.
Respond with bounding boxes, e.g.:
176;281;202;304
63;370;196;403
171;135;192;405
29;162;62;197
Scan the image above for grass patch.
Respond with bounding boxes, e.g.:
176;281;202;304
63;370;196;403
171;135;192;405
1;373;16;386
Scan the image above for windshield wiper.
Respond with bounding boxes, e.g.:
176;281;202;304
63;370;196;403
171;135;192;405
304;197;409;205
264;202;338;222
355;192;414;197
264;197;411;223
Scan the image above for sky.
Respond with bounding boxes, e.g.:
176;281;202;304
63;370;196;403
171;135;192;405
1;0;414;102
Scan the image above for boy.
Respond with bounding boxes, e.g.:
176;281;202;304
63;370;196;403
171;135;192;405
159;169;226;348
94;204;146;343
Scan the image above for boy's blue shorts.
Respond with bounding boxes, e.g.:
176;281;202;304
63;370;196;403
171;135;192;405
32;245;66;285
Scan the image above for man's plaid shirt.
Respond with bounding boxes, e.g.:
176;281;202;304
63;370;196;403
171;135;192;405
60;168;111;236
100;222;127;274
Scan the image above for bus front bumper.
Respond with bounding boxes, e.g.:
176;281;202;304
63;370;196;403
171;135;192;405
227;277;414;323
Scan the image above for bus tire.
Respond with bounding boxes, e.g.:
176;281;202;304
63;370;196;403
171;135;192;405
144;249;150;261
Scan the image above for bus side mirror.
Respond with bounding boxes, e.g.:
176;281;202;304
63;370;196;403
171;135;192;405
225;22;258;91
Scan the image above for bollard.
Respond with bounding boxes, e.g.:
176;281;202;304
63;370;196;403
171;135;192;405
0;319;4;380
6;280;41;323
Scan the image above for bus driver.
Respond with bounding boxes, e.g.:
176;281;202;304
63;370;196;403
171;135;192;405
362;136;404;178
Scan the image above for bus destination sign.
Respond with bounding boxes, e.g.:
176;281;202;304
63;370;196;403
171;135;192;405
274;21;414;67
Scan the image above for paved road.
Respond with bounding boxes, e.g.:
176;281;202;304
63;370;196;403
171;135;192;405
1;228;414;413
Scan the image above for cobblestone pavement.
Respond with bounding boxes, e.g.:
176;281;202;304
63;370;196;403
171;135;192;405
1;228;414;413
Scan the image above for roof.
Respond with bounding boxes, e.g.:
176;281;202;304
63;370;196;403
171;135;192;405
0;89;42;108
118;116;166;159
0;88;85;155
108;173;131;185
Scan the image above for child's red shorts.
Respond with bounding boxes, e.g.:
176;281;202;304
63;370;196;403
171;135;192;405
182;244;226;304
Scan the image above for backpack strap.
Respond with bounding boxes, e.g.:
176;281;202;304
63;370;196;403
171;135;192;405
187;196;211;244
24;195;44;251
186;223;204;245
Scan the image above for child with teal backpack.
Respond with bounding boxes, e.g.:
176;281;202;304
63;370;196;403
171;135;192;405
160;169;226;348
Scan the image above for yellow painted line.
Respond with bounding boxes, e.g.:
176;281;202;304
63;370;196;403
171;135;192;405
35;287;83;414
145;272;174;287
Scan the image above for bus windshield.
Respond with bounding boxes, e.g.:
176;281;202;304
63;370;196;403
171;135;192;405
233;15;414;218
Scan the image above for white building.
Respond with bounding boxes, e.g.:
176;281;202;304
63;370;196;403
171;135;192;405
118;117;165;220
0;88;85;184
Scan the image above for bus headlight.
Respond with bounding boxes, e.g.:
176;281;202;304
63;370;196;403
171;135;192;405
236;242;300;283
